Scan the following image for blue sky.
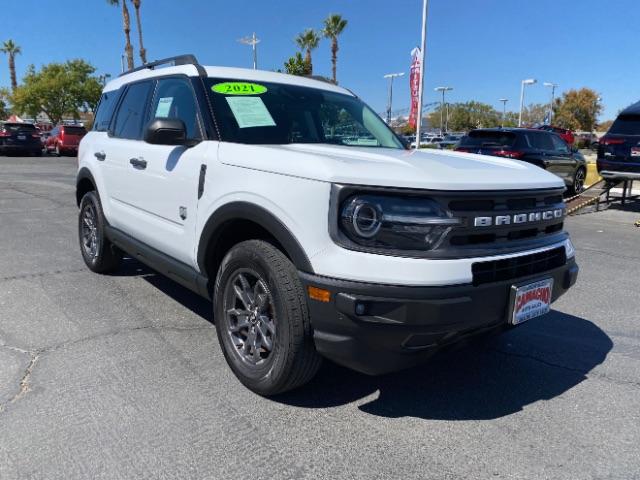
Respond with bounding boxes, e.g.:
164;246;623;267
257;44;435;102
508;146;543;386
1;0;638;120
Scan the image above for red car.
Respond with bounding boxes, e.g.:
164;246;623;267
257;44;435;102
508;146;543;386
45;125;87;156
538;125;575;145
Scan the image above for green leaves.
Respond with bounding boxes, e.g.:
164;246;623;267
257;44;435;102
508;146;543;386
11;60;102;125
284;53;312;76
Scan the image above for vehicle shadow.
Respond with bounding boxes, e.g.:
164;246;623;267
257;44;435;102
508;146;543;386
115;258;613;421
274;310;612;420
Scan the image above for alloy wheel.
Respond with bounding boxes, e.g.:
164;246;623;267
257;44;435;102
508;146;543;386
223;269;276;366
81;203;100;259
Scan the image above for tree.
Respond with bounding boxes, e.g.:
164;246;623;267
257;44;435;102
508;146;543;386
295;29;320;74
598;119;614;132
321;14;348;84
107;0;134;70
284;53;311;76
520;103;548;126
427;101;502;132
553;88;603;131
0;87;10;119
11;60;103;125
131;0;148;64
1;40;21;91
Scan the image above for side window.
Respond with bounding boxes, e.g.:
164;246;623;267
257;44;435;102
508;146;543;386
529;132;555;151
149;78;201;140
93;89;122;132
550;134;570;153
112;81;153;140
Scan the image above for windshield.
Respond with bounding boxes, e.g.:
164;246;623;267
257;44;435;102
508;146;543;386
206;78;404;149
2;123;36;132
609;114;640;136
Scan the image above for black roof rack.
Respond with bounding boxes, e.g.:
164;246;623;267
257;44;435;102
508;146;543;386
119;54;206;77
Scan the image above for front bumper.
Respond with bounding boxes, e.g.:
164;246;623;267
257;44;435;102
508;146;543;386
300;258;578;375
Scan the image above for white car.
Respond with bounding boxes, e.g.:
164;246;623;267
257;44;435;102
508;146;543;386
76;55;578;395
410;135;443;149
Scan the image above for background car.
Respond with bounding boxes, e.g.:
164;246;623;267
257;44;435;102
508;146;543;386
597;101;640;180
538;125;575;145
410;134;443;148
0;122;43;156
455;128;587;194
437;133;464;149
45;125;87;156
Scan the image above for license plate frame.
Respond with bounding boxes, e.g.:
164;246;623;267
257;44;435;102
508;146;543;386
508;278;554;325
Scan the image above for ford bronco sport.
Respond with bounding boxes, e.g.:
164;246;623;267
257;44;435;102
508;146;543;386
76;55;579;395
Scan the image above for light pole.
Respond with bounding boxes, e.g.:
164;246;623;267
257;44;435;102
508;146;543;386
543;82;558;125
518;78;537;127
384;72;404;125
435;86;453;134
415;0;430;146
239;32;261;70
499;98;508;127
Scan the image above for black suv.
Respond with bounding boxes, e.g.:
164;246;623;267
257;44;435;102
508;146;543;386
456;128;587;194
597;101;640;180
0;122;42;156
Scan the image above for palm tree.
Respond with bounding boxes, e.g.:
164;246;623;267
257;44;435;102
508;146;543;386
131;0;148;64
1;40;21;91
295;29;320;74
107;0;134;70
321;14;348;84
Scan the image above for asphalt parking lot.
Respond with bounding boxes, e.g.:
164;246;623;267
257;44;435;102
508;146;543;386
0;155;639;480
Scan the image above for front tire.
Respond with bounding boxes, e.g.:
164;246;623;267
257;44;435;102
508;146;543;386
214;240;322;395
78;191;121;273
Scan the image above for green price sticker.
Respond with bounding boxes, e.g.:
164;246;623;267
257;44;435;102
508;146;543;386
212;82;267;95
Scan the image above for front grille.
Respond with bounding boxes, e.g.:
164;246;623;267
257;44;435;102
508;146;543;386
444;190;566;250
472;247;566;286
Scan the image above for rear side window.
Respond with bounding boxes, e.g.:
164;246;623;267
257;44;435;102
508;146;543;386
609;114;640;135
112;81;153;140
527;131;555;151
93;89;122;132
460;131;517;148
550;134;570;153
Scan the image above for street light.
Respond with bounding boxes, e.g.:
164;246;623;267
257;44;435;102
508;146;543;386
435;86;453;135
543;82;558;125
499;98;508;127
238;32;261;70
518;78;537;127
383;72;404;125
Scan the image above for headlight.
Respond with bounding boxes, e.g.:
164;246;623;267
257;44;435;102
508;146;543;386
339;194;461;251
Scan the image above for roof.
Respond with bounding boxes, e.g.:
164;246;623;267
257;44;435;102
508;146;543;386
621;100;640;115
104;64;352;96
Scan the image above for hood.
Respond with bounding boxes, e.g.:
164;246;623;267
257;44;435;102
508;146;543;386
219;143;565;191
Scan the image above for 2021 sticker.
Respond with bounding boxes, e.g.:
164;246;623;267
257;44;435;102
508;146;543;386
211;82;267;95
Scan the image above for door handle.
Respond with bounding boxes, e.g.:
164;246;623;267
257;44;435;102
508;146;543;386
94;151;106;161
129;157;147;169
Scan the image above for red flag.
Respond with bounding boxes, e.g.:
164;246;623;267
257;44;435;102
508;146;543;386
408;47;421;129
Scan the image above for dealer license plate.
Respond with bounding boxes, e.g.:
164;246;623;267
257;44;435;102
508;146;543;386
17;135;26;140
510;278;553;325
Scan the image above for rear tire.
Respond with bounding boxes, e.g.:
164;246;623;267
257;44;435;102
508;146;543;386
78;191;121;273
569;167;586;195
213;240;322;395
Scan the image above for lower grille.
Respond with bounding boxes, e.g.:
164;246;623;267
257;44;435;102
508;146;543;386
472;247;566;286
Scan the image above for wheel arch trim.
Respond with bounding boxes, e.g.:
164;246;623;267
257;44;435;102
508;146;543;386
197;201;314;275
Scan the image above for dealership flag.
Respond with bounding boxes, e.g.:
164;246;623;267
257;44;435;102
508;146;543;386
408;47;422;129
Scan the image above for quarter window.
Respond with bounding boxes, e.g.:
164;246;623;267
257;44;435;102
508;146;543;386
112;81;153;140
550;134;570;153
93;89;122;132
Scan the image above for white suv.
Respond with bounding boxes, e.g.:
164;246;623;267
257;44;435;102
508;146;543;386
76;55;578;395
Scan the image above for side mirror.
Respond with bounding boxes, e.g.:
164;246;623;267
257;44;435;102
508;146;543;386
144;118;187;146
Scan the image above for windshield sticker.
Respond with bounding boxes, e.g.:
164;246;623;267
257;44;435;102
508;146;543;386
155;97;173;117
212;82;268;95
225;97;276;128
